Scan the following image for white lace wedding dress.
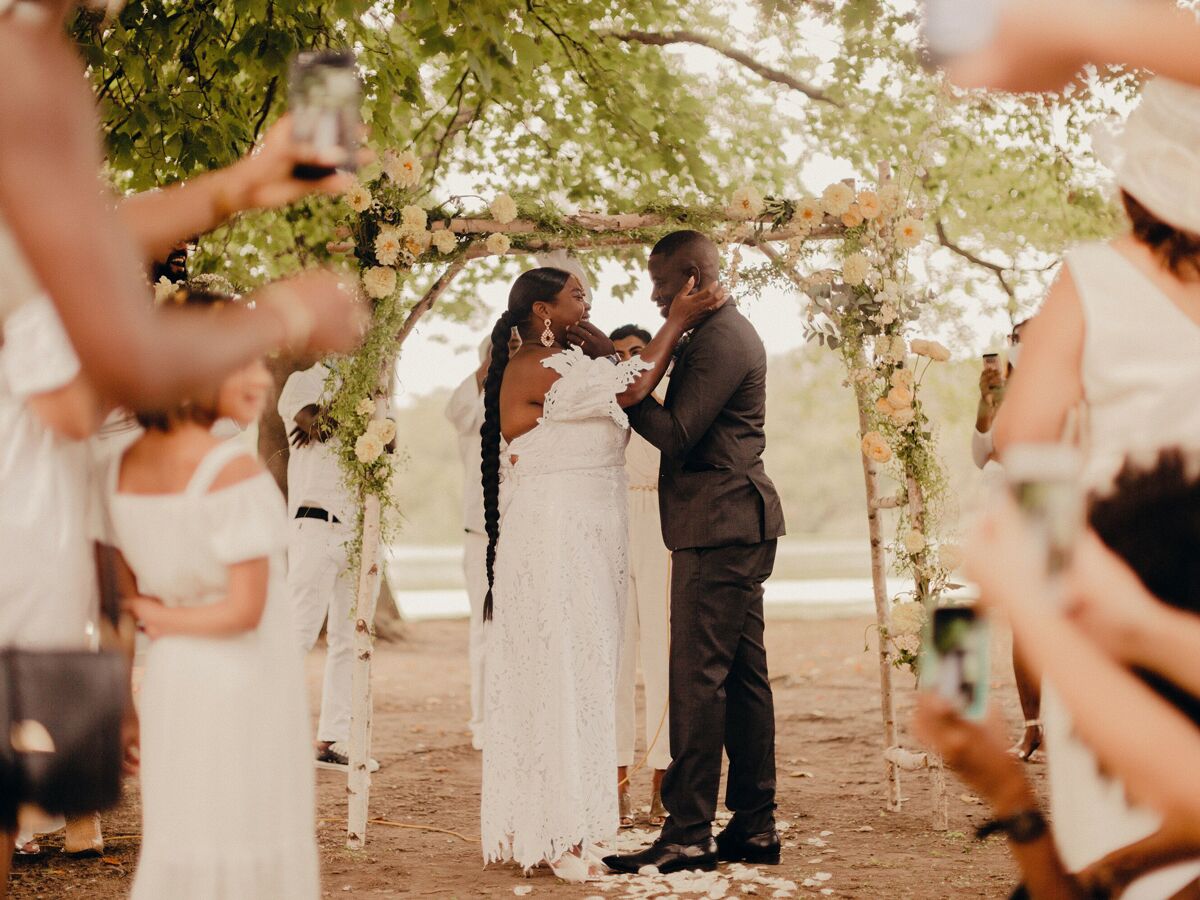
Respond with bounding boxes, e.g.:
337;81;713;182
481;347;651;869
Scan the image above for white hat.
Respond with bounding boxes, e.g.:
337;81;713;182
1093;77;1200;236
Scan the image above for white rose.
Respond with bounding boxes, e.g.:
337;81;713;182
401;205;427;230
728;184;765;220
940;542;965;571
367;417;397;443
796;197;823;229
354;432;385;464
897;216;926;249
890;600;927;638
842;252;870;286
362;265;397;300
489;193;518;225
344;182;372;213
432;229;457;254
383;149;422;188
857;190;882;220
861;431;892;464
374;230;402;267
356;398;376;416
486;232;512;255
903;529;926;555
878;183;902;215
821;182;854;217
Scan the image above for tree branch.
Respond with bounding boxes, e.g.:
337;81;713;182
394;256;469;348
609;30;839;106
934;218;1015;299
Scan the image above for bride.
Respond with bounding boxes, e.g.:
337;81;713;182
478;266;724;880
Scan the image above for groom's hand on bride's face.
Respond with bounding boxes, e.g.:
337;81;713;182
668;278;728;330
565;320;617;359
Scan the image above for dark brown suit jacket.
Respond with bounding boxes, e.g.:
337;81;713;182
627;304;786;551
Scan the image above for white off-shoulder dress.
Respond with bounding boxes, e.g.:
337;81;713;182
106;440;319;900
481;347;651;869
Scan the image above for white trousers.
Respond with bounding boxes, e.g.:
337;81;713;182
287;516;355;744
616;489;672;771
463;531;489;747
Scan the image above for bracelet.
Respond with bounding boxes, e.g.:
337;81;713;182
258;288;316;352
975;809;1047;845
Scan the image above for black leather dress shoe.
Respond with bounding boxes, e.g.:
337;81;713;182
715;825;781;865
602;837;719;874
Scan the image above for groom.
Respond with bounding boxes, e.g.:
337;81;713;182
605;230;786;874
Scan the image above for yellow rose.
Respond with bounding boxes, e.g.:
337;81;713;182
861;431;892;464
841;205;864;228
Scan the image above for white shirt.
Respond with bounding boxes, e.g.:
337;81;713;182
0;296;97;649
277;363;352;523
445;371;485;534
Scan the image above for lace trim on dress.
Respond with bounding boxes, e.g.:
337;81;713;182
539;346;655;428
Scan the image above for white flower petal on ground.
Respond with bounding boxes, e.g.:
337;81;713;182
490;192;518;224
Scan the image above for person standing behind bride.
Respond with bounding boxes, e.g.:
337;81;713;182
478;267;725;881
105;343;318;898
609;324;672;828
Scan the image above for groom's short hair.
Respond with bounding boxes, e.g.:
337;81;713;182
650;230;720;283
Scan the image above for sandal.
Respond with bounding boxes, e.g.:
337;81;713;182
1008;719;1043;762
648;786;667;828
13;840;41;857
619;787;635;829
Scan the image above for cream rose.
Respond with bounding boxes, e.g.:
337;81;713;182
878;183;902;215
374;230;402;267
890;600;927;638
354;432;385;464
431;229;457;254
891;367;914;391
728;184;765;220
903;529;926;555
796;197;823;229
912;338;950;362
857;190;882;220
887;385;913;409
939;543;965;571
861;431;892;464
344;182;372;213
486;232;512;255
889;406;916;428
878;303;898;325
841;205;864;228
367;417;397;443
897;216;926;249
821;182;854;217
401;205;427;230
875;396;894;416
356;398;376;417
842;252;870;286
383;149;422;188
362;265;397;300
489;193;518;225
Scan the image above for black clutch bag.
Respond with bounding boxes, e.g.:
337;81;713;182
0;648;127;816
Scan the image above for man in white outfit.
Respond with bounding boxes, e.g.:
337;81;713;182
278;360;377;771
444;340;493;751
611;324;672;827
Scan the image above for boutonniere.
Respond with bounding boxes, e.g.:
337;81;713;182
672;333;692;361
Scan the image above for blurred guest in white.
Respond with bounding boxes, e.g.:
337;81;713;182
610;324;672;828
278;360;377;772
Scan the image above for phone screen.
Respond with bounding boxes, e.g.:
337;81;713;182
288;50;361;181
922;606;989;719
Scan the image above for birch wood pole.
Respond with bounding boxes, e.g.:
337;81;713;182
345;261;467;849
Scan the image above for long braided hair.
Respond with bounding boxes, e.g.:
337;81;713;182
480;267;572;621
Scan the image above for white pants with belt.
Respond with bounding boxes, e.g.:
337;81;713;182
463;530;489;749
287;515;355;744
617;488;672;771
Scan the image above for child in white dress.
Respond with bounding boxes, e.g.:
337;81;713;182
105;354;319;900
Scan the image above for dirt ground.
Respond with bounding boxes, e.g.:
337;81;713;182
8;614;1042;899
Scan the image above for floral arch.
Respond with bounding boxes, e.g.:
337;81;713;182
329;152;957;848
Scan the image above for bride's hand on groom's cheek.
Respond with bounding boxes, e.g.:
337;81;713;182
669;279;728;330
565;321;617;359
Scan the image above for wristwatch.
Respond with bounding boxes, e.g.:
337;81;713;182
975;809;1047;844
605;352;622;365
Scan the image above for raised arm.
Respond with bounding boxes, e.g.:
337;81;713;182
992;269;1084;456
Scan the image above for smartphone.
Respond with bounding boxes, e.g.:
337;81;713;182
922;606;990;719
921;0;1001;67
287;50;361;181
1002;443;1084;582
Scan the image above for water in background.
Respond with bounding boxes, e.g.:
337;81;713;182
386;538;925;622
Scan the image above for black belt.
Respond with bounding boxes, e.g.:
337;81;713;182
296;506;340;524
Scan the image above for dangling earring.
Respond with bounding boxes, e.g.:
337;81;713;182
540;318;555;348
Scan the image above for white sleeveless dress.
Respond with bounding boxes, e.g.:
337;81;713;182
1044;242;1200;899
480;347;651;869
105;440;319;900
